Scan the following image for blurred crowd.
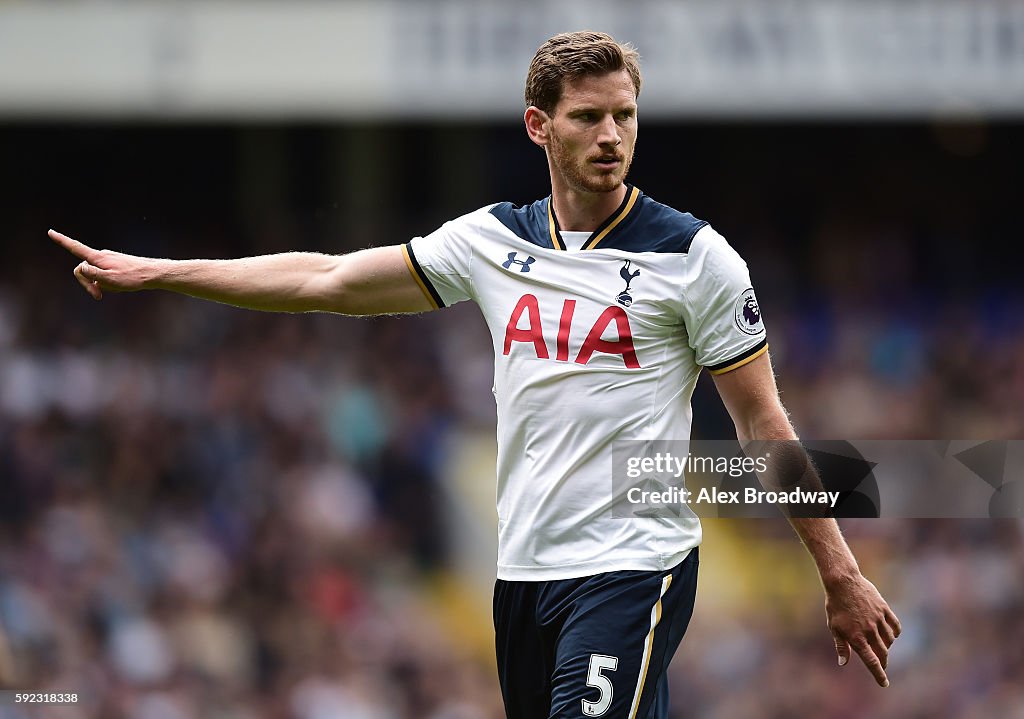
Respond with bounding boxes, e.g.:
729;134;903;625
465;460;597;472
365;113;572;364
0;298;504;718
2;122;1023;717
676;519;1024;719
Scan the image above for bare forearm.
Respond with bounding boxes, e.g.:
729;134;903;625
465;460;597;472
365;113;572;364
788;517;860;588
148;252;344;313
714;356;900;685
52;230;433;315
735;405;852;578
734;400;832;515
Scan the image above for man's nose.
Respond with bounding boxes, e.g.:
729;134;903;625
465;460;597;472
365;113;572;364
596;115;621;146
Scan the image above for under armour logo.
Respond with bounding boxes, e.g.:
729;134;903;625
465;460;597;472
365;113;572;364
502;252;536;273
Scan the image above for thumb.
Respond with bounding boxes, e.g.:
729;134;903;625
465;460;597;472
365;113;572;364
77;262;99;280
834;636;850;666
79;262;109;282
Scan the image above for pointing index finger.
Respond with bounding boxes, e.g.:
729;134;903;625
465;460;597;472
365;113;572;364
49;229;98;262
853;640;890;687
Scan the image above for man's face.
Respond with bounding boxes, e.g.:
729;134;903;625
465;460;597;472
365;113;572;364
545;69;638;195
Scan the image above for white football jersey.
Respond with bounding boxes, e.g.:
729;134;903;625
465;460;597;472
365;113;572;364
405;186;767;581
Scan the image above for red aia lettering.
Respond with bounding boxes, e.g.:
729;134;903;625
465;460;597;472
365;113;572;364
575;306;640;369
503;294;549;359
502;296;640;368
556;299;576;362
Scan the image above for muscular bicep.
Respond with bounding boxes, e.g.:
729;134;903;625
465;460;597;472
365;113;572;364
711;352;794;441
322;245;437;315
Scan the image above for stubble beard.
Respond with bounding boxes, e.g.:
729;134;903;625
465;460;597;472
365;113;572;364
548;130;633;195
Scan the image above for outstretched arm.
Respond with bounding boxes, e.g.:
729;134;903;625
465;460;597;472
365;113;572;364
49;229;434;315
713;353;901;688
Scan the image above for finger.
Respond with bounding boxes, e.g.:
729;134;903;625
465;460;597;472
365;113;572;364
878;618;896;648
77;262;111;284
833;636;850;667
74;262;103;300
852;639;889;687
866;630;889;670
884;607;902;638
74;263;101;300
49;229;99;262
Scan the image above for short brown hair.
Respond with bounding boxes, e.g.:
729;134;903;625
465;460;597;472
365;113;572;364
525;31;642;115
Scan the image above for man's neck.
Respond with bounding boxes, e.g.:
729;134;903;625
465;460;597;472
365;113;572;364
550;183;628;232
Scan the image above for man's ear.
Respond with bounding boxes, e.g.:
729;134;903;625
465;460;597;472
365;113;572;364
524;106;551;147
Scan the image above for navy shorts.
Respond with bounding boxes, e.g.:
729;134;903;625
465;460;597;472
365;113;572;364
493;548;699;719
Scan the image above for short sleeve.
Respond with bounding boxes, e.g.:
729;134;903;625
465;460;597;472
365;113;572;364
681;226;768;374
404;216;476;308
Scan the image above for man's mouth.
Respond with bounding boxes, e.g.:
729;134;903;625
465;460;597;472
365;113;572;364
591;156;622;170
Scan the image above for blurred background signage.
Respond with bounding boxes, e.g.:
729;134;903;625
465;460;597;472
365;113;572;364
1;0;1022;119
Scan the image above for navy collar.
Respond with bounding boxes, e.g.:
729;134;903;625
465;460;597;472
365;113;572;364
547;185;642;251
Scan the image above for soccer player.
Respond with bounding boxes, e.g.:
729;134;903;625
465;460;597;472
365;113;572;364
52;31;899;718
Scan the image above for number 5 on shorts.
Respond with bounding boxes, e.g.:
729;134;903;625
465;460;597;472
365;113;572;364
582;653;619;716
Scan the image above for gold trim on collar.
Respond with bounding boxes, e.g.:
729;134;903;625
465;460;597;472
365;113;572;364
547;198;565;250
582;185;641;250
